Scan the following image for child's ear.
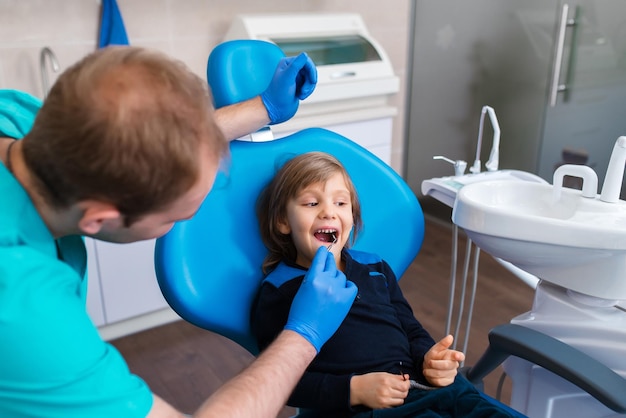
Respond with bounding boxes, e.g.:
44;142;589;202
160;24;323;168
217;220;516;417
276;217;291;234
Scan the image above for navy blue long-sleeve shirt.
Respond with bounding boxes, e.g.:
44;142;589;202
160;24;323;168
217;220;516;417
251;249;436;415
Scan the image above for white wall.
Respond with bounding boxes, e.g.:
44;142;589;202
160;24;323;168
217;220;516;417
0;0;411;172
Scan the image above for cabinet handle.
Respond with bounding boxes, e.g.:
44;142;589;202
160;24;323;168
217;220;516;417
550;3;578;107
330;71;356;79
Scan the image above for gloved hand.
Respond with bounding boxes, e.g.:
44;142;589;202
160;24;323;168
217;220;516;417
261;52;317;125
285;247;357;352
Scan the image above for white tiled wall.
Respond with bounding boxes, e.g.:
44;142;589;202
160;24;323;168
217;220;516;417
0;0;411;172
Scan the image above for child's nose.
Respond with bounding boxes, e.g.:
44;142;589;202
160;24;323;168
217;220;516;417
319;202;336;218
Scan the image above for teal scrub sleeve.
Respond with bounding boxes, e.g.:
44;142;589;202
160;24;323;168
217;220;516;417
0;89;42;138
0;244;153;417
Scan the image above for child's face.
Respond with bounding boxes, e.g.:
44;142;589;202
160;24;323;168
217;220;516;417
278;172;354;269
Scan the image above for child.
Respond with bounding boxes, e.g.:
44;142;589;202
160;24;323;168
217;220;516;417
252;152;519;417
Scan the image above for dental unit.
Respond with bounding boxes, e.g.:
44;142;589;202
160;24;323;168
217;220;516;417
423;106;545;349
422;106;626;417
470;105;500;174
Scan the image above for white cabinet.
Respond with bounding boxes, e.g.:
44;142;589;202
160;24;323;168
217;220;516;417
322;118;393;167
85;237;105;327
85;237;179;340
274;116;396;167
94;239;167;324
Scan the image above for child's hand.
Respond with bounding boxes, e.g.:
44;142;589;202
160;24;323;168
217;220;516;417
350;372;410;409
423;335;465;387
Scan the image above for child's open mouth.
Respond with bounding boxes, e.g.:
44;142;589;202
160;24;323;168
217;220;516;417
314;229;337;243
315;229;338;251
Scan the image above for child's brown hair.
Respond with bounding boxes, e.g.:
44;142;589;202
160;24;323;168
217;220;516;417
257;151;363;274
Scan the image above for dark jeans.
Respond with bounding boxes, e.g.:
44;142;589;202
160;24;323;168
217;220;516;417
352;375;525;418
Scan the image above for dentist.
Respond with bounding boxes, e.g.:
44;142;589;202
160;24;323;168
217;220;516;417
0;46;357;418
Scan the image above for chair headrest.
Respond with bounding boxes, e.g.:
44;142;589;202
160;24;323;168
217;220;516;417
207;40;285;108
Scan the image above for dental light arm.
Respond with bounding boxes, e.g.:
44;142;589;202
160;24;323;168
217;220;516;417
463;324;626;413
470;106;501;174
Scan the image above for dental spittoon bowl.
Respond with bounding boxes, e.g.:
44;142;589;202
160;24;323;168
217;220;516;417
452;180;626;300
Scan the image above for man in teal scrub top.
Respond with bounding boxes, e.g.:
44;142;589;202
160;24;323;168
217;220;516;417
0;46;357;418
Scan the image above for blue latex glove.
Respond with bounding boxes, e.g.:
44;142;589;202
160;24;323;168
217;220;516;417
285;247;357;352
261;52;317;125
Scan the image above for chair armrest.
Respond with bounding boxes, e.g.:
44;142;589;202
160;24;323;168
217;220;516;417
464;323;626;413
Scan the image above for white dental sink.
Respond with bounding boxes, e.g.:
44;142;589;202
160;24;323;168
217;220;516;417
452;180;626;300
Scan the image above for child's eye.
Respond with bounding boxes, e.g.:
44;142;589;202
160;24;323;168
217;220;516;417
304;202;318;207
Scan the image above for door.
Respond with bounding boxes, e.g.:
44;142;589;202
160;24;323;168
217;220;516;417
406;0;559;213
538;0;626;196
406;0;626;212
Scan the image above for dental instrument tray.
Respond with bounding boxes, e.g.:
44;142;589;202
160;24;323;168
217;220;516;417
421;169;547;208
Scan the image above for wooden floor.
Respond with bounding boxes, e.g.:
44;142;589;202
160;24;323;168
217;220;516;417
111;216;536;416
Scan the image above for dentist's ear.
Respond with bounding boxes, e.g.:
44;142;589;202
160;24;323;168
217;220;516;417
76;201;122;235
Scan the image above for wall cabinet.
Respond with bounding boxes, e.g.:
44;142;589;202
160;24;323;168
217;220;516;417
85;238;105;327
275;117;395;166
85;237;178;340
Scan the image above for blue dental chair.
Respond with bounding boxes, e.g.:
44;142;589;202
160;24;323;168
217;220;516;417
154;40;626;417
155;39;425;355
